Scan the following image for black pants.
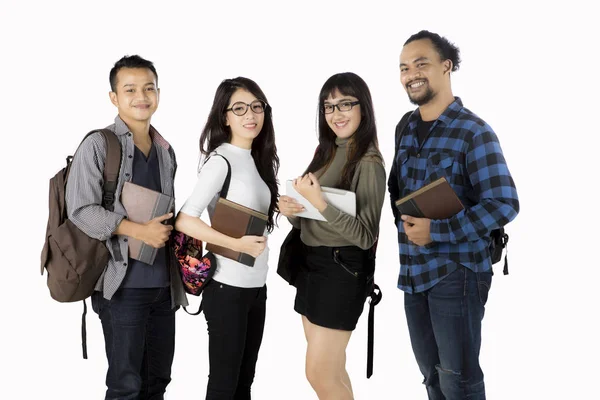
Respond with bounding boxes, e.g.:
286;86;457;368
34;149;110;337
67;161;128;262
202;281;267;400
91;287;176;400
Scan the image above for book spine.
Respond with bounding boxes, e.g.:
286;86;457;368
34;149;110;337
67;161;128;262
236;216;267;267
396;199;425;219
138;243;158;265
245;215;267;236
237;252;255;267
152;194;174;220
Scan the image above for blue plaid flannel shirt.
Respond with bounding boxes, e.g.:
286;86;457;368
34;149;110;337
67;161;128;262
388;97;519;293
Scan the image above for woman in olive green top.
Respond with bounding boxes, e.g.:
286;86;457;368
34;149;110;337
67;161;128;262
278;72;386;400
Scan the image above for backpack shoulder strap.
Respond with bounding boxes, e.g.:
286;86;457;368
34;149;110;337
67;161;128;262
70;129;122;211
97;129;122;212
394;111;413;155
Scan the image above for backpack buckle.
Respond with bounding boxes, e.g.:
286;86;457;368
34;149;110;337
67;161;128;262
103;193;114;204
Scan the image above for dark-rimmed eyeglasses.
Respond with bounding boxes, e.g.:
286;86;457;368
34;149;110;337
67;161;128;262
226;100;268;116
322;101;360;114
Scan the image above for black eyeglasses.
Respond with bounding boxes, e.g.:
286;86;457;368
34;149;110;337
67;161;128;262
322;101;360;114
226;100;268;116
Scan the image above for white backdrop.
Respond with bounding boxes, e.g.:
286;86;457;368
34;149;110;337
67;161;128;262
1;0;598;399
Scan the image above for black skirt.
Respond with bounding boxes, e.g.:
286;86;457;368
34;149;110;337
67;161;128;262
294;243;375;331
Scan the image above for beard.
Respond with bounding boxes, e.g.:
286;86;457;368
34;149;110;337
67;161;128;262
407;84;436;106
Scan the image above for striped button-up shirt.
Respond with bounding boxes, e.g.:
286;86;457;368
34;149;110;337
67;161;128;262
388;98;519;293
65;116;188;306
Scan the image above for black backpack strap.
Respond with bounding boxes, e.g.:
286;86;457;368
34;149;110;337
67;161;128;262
395;111;414;156
389;111;414;222
367;283;382;378
81;299;88;359
502;232;509;275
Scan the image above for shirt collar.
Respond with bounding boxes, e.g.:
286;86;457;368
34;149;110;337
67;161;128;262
113;115;170;150
436;97;463;127
409;96;464;127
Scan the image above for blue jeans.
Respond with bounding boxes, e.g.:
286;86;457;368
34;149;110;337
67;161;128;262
92;287;177;400
404;266;492;400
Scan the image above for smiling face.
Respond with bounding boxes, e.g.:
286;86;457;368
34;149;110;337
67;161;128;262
399;38;452;106
109;67;159;124
225;89;265;147
324;89;362;139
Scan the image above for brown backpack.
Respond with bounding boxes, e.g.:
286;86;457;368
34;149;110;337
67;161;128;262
41;129;122;302
40;129;121;358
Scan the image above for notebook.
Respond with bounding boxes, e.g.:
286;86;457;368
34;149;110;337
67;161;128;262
205;198;268;267
285;179;356;221
120;181;174;264
395;177;463;220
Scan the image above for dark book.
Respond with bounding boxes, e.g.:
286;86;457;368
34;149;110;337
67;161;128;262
120;182;175;264
206;198;268;267
395;177;464;220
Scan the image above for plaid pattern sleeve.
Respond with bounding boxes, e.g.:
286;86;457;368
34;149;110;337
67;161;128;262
391;98;519;293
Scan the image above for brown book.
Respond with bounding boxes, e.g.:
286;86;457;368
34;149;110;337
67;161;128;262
395;177;464;220
120;182;174;265
206;198;268;267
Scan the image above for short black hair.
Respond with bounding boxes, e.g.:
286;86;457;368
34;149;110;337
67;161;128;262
109;55;158;92
405;30;461;71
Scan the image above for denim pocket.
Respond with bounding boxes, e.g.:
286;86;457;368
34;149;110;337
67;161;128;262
477;272;493;306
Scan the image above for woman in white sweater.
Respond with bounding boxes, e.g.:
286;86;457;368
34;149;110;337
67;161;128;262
175;77;279;400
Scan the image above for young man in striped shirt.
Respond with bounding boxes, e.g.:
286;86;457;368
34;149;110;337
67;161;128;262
66;55;188;399
388;30;519;400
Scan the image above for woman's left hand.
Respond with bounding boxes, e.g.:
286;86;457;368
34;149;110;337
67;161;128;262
294;172;327;212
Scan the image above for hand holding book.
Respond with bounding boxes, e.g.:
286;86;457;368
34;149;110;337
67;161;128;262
293;173;328;212
233;235;267;259
401;214;433;246
120;181;175;264
205;198;269;267
137;212;174;249
395;177;463;220
285;177;356;221
278;195;305;218
395;177;463;247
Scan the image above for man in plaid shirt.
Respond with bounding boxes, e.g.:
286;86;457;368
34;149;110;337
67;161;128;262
388;31;519;400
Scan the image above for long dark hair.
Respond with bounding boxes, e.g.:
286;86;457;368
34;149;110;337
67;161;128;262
199;77;279;232
304;72;378;190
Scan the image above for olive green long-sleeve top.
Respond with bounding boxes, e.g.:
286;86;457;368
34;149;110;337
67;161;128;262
289;137;386;250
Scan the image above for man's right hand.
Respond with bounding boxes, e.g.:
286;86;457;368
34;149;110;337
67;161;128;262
139;212;174;248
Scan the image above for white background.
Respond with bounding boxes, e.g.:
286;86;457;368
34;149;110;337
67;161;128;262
1;0;598;398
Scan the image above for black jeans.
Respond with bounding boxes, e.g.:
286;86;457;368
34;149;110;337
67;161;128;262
202;281;267;400
92;287;177;400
